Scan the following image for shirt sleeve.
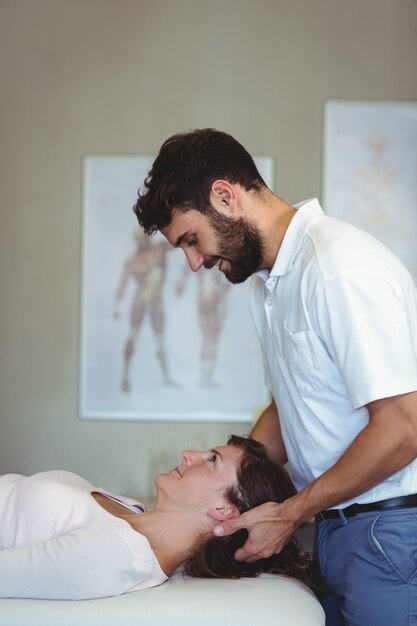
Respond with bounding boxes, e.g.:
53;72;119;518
314;271;417;408
0;527;141;600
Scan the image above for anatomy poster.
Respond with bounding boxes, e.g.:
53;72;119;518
80;155;273;421
323;100;417;279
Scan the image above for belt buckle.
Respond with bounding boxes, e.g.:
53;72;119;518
344;503;359;518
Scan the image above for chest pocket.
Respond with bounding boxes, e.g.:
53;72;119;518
281;322;326;393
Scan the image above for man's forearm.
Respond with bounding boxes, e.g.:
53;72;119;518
222;392;417;562
284;392;417;525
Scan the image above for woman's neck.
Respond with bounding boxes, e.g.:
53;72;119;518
131;508;212;576
91;492;212;576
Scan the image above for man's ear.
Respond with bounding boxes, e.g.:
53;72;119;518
210;180;238;215
207;505;240;522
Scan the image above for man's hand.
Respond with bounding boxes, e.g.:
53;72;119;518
213;501;299;562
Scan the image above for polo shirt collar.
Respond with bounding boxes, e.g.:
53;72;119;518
256;198;324;281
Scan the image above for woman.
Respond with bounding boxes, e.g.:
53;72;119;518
0;436;318;599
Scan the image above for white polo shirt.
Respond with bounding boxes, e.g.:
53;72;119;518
250;198;417;506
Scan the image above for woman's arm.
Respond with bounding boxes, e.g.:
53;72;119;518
0;527;136;599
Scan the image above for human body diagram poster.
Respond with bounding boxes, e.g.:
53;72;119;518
80;156;273;421
323;100;417;279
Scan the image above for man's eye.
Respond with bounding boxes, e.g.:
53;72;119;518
208;453;217;464
187;237;197;247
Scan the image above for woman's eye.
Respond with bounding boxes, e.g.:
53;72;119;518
208;453;217;465
187;237;197;247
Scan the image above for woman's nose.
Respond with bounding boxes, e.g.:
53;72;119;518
181;450;203;466
181;450;191;466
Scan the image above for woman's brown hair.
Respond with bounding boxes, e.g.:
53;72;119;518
184;435;321;595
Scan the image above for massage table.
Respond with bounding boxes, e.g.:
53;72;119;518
0;568;325;626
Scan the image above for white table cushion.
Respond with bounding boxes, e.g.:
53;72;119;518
0;569;324;626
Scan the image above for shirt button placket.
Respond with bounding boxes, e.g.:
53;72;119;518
264;277;277;336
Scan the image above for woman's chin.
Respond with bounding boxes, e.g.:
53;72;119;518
154;473;165;491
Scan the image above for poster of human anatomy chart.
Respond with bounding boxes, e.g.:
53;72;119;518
323;100;417;280
80;155;273;421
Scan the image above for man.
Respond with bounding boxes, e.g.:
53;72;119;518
134;129;417;625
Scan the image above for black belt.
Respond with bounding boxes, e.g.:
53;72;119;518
317;493;417;521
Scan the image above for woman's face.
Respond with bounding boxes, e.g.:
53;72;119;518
155;444;242;512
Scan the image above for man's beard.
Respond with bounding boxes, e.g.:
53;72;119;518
205;209;265;284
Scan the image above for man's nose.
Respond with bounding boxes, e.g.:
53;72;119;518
184;248;204;272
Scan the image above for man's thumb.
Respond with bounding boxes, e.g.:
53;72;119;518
213;519;239;537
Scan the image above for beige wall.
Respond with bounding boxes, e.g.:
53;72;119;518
1;0;416;496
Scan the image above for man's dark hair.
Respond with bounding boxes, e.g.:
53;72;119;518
134;129;266;235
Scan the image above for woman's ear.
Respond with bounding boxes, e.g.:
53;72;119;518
207;505;240;522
